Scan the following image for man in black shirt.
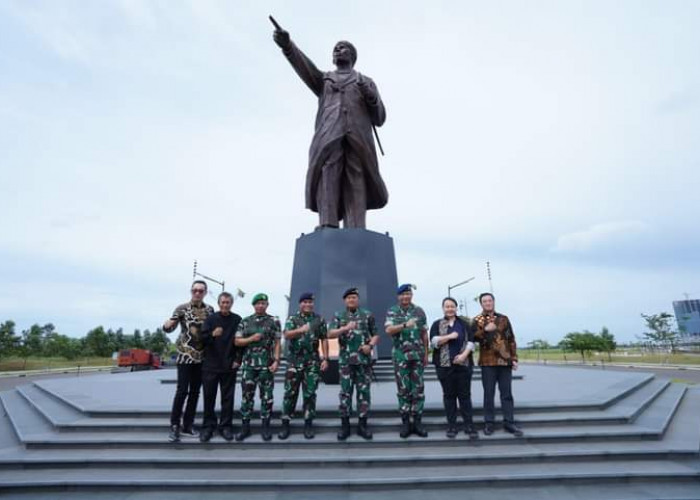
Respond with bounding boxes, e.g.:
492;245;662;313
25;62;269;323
199;291;242;442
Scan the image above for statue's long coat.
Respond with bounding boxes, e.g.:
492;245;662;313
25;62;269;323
282;42;388;213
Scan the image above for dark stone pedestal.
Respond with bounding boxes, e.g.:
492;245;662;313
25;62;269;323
288;228;398;363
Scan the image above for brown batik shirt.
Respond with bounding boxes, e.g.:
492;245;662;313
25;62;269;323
163;301;215;364
473;312;518;367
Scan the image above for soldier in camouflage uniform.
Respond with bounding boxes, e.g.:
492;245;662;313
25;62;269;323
385;283;429;438
328;287;379;441
234;293;281;441
278;292;329;440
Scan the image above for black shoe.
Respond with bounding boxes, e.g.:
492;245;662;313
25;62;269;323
220;427;234;442
446;425;458;439
168;424;180;443
464;424;479;440
337;417;351;441
357;417;373;440
303;419;314;439
181;426;199;439
483;423;494;436
199;428;214;443
399;415;410;438
278;419;291;440
235;420;251;442
411;416;428;438
261;418;272;441
504;422;524;437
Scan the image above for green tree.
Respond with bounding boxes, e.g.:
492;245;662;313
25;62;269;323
0;320;20;360
114;328;126;350
145;328;170;355
84;326;111;357
21;324;44;356
599;327;617;361
641;313;679;353
526;339;551;361
559;331;603;362
132;329;144;349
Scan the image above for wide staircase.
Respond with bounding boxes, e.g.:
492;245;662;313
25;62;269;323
0;363;699;499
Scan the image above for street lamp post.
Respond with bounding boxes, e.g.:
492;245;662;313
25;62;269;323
447;277;475;298
192;260;226;293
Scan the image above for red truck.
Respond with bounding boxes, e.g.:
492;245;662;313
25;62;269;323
117;349;161;371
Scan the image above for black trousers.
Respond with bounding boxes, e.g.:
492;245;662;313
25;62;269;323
481;365;515;424
201;369;237;431
170;363;202;428
436;365;473;427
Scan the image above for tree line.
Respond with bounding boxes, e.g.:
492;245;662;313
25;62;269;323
525;311;683;362
0;320;171;362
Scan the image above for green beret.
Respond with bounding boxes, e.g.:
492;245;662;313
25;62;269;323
252;293;268;305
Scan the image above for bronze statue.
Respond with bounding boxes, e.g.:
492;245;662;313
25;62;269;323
272;18;388;229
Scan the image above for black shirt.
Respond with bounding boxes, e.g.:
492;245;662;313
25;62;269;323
200;311;242;372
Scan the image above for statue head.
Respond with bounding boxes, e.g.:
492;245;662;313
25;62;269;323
333;40;357;68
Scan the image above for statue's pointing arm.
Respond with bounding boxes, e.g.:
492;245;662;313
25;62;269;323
274;29;324;97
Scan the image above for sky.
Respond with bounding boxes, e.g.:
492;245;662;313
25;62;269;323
1;0;699;345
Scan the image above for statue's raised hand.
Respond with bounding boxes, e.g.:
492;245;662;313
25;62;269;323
273;28;290;49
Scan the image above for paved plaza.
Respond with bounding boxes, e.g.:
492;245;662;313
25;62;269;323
0;363;698;499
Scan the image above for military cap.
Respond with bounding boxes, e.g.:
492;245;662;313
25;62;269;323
397;283;413;295
298;292;314;302
251;293;268;305
342;287;359;299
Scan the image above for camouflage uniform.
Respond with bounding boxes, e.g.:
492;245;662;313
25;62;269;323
385;303;428;417
235;313;282;420
330;308;377;418
281;312;327;420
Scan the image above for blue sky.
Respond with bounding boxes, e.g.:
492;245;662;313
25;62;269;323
1;1;699;344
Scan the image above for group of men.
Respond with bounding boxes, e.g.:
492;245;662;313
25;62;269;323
163;280;521;442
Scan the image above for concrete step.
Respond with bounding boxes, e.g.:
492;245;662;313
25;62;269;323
3;480;700;500
8;382;684;449
0;369;696;500
30;371;654;420
0;458;698;491
20;376;668;435
4;385;697;461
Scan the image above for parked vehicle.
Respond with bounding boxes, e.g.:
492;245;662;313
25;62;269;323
117;349;161;371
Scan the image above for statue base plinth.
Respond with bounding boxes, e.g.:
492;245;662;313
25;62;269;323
288;228;398;366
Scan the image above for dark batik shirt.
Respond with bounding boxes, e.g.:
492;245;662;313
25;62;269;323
164;301;215;365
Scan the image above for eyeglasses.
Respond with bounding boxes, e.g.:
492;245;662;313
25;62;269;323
191;289;207;294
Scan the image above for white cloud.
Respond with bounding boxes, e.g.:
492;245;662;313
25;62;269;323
551;221;651;254
1;0;699;342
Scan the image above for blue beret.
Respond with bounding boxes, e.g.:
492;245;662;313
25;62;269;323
397;283;413;295
343;287;359;299
298;292;314;302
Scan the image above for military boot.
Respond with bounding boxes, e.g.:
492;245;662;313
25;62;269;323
261;418;272;441
304;419;314;439
235;420;250;442
278;418;291;440
411;416;428;438
357;417;373;440
399;415;411;438
337;417;351;441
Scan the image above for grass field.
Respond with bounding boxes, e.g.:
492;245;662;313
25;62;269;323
0;356;114;372
517;348;700;365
